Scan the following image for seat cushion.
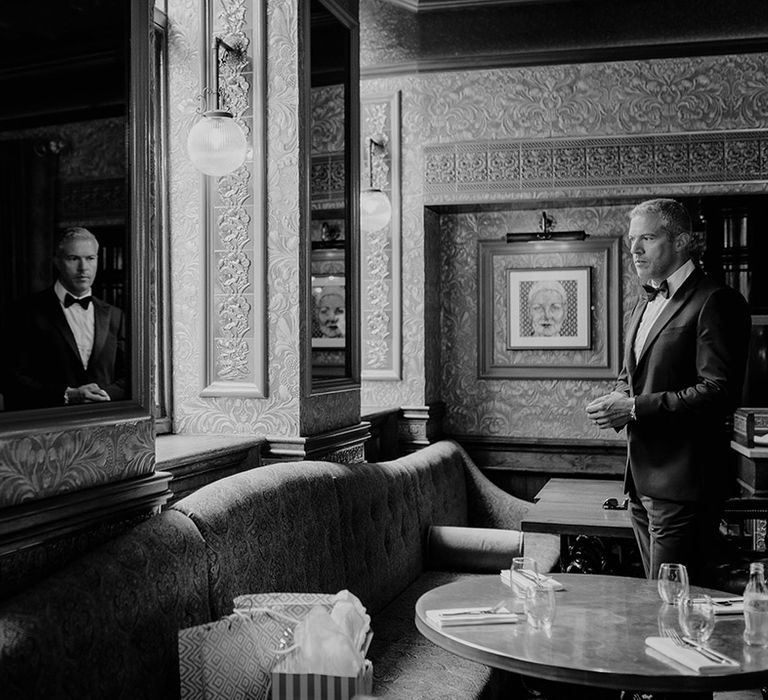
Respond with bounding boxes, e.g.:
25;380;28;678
367;571;513;700
0;510;210;700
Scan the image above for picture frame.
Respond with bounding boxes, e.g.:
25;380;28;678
311;274;346;348
507;267;591;349
478;237;621;379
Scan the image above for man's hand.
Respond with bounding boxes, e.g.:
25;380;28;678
66;383;111;404
586;391;633;430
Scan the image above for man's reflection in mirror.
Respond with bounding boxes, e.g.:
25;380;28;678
1;227;126;410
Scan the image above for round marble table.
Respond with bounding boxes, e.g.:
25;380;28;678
415;574;768;693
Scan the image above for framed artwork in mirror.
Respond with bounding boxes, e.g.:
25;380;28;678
311;274;346;349
507;267;591;350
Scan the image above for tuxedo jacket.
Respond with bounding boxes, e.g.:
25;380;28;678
615;267;750;503
2;287;127;410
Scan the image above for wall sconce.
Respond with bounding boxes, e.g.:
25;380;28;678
187;37;248;177
506;211;588;243
360;136;392;233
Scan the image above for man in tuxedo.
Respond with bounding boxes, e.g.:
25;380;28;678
3;227;126;410
586;199;750;583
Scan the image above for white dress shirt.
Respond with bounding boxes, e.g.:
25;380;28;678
55;280;94;370
633;258;695;360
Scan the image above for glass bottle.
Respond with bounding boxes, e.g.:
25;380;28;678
743;562;768;647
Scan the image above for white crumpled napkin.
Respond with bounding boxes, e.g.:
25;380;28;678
645;636;740;676
283;589;371;676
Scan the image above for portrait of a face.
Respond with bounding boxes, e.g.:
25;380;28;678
528;281;567;337
506;267;591;350
311;275;346;347
316;290;345;338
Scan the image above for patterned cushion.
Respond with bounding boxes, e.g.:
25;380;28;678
171;461;348;618
0;510;210;700
368;571;514;700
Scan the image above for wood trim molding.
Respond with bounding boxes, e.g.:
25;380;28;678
453;433;626;477
156;435;264;503
264;421;372;463
0;471;173;558
361;39;768;79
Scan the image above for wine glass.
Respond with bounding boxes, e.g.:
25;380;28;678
657;563;689;605
524;581;557;631
678;595;715;643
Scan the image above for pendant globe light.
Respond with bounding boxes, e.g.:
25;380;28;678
187;38;248;177
360;137;392;233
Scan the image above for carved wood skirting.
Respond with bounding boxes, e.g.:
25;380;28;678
453;433;626;501
423;130;768;205
398;402;445;453
264;422;371;464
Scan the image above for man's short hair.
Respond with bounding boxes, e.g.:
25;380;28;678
55;227;99;257
629;198;705;260
528;279;567;305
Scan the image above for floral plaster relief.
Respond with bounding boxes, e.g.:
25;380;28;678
362;52;768;438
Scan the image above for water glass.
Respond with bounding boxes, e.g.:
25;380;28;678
678;595;715;643
657;563;689;605
524;581;556;631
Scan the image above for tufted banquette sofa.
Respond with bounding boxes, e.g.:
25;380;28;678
0;439;559;699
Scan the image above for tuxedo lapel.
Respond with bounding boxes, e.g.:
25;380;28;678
635;268;702;370
625;301;645;377
45;289;81;362
90;299;110;366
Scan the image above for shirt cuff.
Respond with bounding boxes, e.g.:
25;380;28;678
629;397;637;422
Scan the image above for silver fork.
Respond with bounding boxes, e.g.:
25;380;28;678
440;601;508;616
662;628;726;664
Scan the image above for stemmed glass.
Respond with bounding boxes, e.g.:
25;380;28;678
657;563;689;605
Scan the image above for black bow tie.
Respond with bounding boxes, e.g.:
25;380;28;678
642;280;669;302
64;293;92;309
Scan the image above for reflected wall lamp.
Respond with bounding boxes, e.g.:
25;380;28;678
360;136;392;233
187;37;248;177
506;211;588;243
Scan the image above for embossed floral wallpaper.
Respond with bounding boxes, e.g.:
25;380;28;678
360;51;768;441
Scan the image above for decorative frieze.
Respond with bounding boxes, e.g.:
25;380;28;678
424;130;768;202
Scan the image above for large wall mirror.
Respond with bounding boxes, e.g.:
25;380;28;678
0;0;151;424
306;0;360;390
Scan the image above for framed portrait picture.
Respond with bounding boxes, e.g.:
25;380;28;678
507;267;591;349
311;274;345;348
477;237;621;379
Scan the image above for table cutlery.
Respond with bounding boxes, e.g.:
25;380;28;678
663;629;733;664
439;602;507;616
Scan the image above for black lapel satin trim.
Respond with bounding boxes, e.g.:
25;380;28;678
46;288;81;361
90;299;110;367
625;300;645;377
635;267;702;370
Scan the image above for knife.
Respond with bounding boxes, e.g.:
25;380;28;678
682;637;738;665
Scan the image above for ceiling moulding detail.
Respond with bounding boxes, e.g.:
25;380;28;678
381;0;576;11
423;130;768;205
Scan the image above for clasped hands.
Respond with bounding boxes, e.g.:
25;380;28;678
586;391;633;430
66;383;111;404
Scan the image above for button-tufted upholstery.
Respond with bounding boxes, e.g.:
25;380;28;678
0;510;211;700
0;439;557;700
173;439;559;698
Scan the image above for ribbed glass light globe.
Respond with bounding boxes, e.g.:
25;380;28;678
360;188;392;232
187;110;247;177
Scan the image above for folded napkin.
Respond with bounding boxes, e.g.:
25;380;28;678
500;569;565;592
645;637;740;676
426;607;519;628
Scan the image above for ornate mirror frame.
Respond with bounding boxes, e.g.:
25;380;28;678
304;0;361;395
0;0;154;517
